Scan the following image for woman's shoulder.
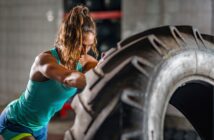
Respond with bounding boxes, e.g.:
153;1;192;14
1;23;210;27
37;50;52;57
29;50;57;82
34;50;55;64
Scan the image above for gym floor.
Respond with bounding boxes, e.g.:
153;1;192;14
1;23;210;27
48;112;74;140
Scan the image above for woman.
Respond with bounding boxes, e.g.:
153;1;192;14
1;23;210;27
0;5;98;140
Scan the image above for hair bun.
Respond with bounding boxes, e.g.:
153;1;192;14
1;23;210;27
72;5;89;17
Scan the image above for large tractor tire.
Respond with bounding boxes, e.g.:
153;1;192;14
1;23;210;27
64;26;213;140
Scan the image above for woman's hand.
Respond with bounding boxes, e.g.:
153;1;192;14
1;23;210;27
64;71;86;89
79;54;98;73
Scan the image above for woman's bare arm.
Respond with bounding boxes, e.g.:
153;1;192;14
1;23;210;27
32;53;86;89
79;54;98;73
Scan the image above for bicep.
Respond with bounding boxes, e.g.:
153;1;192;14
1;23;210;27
41;63;70;82
36;54;70;83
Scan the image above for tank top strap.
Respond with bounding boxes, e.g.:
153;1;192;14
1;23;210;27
76;62;83;72
50;48;60;64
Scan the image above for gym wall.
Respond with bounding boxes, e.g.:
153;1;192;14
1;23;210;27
122;0;212;39
0;0;63;105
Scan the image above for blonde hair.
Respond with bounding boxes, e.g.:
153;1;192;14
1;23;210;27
55;5;98;70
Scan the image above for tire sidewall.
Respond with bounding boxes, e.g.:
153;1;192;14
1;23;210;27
144;47;214;140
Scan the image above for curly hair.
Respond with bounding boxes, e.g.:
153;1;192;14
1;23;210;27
55;5;98;70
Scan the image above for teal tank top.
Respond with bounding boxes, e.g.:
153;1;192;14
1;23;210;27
6;48;82;131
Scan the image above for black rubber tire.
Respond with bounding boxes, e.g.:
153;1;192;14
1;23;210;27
64;25;214;140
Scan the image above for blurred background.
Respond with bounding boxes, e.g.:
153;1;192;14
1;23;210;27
0;0;212;139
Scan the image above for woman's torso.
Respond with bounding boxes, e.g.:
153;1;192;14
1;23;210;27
5;48;82;131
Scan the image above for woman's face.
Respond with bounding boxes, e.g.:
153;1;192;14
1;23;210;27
81;32;95;55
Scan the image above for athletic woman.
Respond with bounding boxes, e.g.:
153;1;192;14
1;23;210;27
0;5;98;140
